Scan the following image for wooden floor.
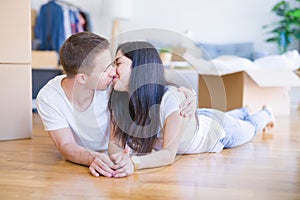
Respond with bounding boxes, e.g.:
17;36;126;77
0;110;300;200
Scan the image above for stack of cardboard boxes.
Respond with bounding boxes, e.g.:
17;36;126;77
0;0;32;140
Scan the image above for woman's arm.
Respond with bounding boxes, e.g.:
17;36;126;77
111;88;190;176
112;110;187;176
132;110;186;170
108;122;135;177
108;121;125;157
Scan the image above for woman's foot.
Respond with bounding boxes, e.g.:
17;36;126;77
244;104;251;113
262;105;275;134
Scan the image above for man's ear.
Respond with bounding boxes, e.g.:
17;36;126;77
75;73;87;84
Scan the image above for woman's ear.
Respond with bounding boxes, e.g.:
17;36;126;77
75;73;87;84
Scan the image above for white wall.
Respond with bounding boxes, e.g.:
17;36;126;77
31;0;299;55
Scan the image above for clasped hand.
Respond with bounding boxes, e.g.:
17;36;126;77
89;151;134;178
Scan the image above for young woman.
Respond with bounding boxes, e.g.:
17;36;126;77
107;41;275;178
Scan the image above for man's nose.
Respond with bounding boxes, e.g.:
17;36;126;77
108;65;116;76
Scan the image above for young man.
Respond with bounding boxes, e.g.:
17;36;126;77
36;32;197;177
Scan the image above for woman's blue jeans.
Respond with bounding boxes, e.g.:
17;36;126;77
197;107;272;148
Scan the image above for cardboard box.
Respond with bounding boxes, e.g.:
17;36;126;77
0;64;32;140
198;70;300;116
0;0;31;63
296;69;300;77
32;50;58;69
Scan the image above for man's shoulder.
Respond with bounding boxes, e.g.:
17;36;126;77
36;75;70;125
36;75;65;101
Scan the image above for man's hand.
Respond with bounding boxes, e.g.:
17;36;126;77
178;86;197;118
89;153;115;177
110;150;134;178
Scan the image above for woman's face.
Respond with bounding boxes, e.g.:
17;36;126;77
112;50;132;92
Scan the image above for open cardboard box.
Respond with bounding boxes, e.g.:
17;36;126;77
198;69;300;116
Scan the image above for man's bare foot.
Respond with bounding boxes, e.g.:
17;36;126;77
262;105;275;134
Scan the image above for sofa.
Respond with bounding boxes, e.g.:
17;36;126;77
197;42;255;60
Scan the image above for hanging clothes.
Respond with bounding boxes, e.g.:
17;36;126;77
35;1;65;52
34;0;88;52
79;11;91;32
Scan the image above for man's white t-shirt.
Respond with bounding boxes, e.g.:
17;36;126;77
36;75;110;151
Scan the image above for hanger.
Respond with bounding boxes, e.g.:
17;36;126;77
49;0;80;10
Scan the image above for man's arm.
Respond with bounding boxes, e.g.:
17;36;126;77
178;86;197;118
48;128;115;177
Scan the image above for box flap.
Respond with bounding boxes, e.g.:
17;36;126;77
245;70;300;87
195;66;241;76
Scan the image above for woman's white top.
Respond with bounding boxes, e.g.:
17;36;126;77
154;86;225;154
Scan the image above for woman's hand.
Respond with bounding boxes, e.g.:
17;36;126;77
110;150;134;178
89;153;115;177
178;86;197;118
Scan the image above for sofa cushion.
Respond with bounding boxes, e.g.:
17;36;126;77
197;42;254;60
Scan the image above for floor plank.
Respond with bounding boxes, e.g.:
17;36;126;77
0;110;299;200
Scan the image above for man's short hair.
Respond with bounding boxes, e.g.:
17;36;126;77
59;32;110;78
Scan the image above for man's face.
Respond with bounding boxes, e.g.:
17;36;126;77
84;49;116;90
